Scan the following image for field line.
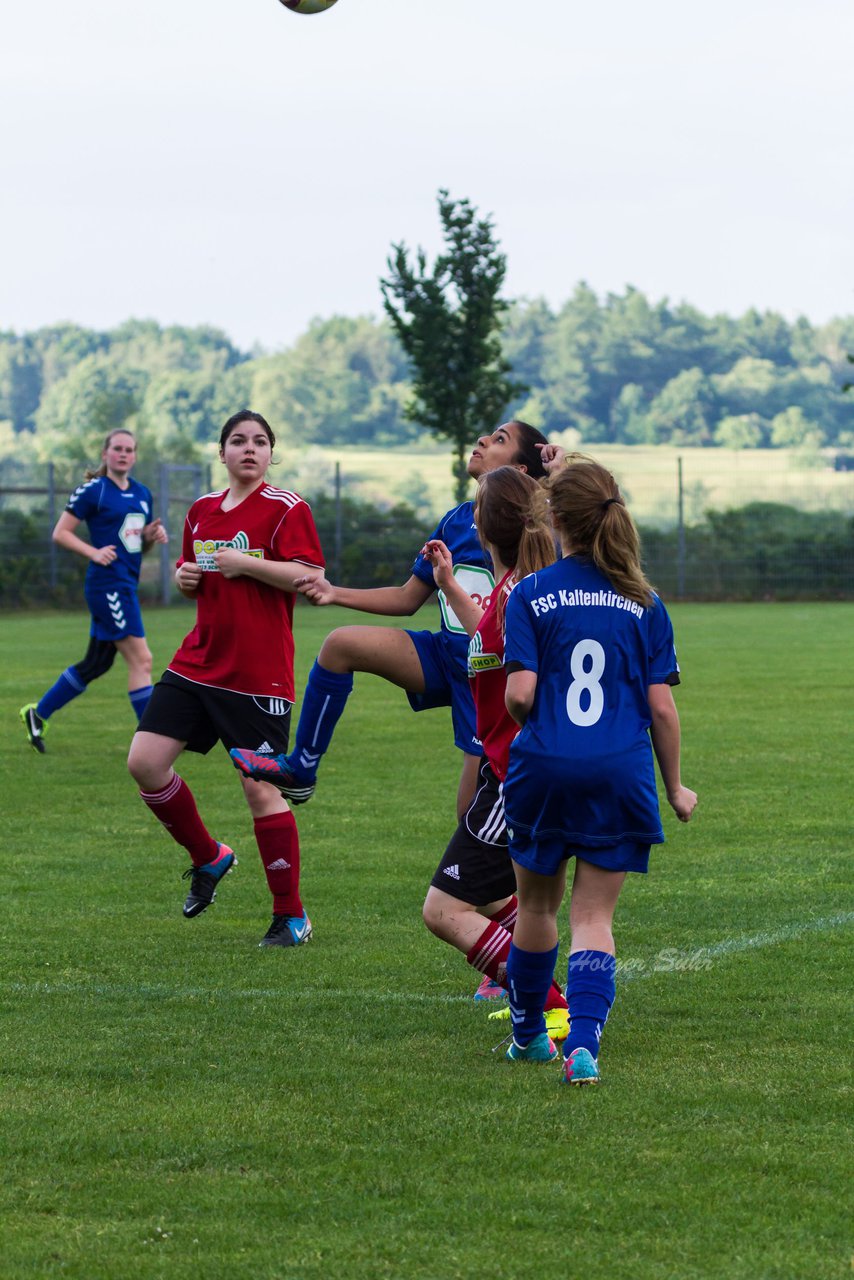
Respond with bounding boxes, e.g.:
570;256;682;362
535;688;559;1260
4;912;851;1006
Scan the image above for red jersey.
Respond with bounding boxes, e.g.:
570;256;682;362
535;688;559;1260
467;569;517;781
169;482;324;699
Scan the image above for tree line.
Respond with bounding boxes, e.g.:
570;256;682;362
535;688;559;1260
1;292;852;468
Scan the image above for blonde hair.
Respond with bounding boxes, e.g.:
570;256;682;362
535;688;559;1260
547;454;655;607
84;429;136;481
475;466;556;628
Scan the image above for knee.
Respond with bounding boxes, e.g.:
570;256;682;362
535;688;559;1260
241;776;286;818
422;897;442;936
77;638;117;685
127;737;162;791
317;627;360;670
422;892;455;942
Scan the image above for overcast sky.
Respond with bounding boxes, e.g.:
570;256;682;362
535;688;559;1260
2;0;852;352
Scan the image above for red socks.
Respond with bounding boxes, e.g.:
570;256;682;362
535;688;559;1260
254;810;303;917
139;774;217;867
466;910;567;1011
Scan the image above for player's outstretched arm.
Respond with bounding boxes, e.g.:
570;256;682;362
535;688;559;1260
295;573;434;617
648;683;697;823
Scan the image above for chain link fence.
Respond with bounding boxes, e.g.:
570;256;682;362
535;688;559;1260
1;452;852;605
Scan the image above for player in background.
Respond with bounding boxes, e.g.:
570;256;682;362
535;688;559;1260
502;456;698;1082
420;465;570;1054
20;429;168;753
127;411;325;946
230;420;548;824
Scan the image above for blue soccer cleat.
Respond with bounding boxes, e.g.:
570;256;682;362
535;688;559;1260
258;912;313;948
229;748;316;805
181;844;236;918
562;1046;600;1085
506;1033;558;1064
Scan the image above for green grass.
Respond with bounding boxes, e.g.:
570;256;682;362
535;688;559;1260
1;602;852;1280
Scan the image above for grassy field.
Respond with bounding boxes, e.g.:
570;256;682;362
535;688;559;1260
1;601;852;1280
220;443;854;526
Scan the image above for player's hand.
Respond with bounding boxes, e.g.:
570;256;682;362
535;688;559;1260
295;574;335;605
144;518;169;545
421;539;454;591
91;544;118;566
668;786;698;823
175;561;203;593
537;443;567;473
214;547;248;578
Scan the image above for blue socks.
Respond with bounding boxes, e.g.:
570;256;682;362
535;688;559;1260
36;667;87;720
565;950;616;1060
37;671;152;724
288;661;354;780
506;942;559;1047
129;685;153;722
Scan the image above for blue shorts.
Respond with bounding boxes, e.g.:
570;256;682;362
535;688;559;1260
405;628;482;757
85;582;145;642
509;834;651;877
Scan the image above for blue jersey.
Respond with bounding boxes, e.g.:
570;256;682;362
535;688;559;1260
503;557;680;848
411;501;494;642
66;475;153;590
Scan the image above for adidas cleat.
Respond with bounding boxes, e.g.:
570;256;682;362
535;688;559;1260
258;912;312;948
20;704;47;754
229;748;316;805
182;844;236;918
473;975;507;1001
562;1046;600;1086
506;1033;558;1064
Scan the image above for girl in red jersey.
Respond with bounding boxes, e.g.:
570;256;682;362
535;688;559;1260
128;411;325;946
420;464;570;1048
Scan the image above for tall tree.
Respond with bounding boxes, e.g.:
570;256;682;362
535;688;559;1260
381;190;525;501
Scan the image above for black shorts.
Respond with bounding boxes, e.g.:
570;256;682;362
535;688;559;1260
429;758;516;905
138;670;292;757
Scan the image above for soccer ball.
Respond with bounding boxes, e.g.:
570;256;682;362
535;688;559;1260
279;0;339;12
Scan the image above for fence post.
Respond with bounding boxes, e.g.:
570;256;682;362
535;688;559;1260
47;462;57;589
160;462;171;605
334;461;342;582
677;455;686;599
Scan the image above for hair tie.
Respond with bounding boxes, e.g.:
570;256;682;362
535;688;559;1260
602;497;623;510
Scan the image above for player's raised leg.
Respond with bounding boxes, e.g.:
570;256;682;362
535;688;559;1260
230;625;426;800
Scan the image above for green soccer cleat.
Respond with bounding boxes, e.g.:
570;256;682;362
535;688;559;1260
506;1033;558;1064
20;704;47;754
488;1006;569;1043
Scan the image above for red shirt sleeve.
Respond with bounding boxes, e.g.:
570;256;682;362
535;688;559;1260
271;498;325;569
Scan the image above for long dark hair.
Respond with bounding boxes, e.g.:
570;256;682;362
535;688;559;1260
219;410;276;452
508;420;548;479
548;455;655;607
475;466;555;629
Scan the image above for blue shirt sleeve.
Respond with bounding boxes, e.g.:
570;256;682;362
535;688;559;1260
647;595;680;685
66;478;102;522
504;578;540;673
411;510;449;586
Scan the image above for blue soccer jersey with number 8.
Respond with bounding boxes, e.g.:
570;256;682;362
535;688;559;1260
503;556;680;848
